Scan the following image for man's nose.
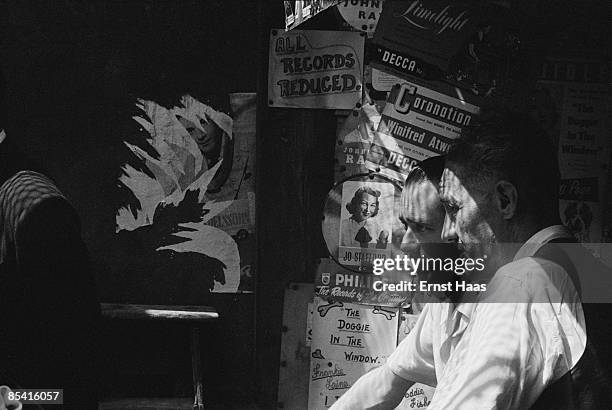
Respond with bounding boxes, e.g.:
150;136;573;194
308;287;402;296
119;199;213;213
441;214;458;242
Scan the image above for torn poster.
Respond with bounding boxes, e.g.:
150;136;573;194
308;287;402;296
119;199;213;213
115;94;255;293
334;103;382;182
336;0;384;37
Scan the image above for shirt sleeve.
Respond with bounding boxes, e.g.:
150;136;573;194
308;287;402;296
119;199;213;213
427;261;586;410
386;303;437;386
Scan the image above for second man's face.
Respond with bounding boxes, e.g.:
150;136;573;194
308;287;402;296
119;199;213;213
400;179;445;257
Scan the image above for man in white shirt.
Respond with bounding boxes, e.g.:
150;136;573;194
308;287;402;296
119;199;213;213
332;109;590;409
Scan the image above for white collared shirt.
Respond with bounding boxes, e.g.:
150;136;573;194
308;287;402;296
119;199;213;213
387;225;587;409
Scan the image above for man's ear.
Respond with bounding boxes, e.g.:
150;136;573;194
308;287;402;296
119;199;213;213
495;180;517;219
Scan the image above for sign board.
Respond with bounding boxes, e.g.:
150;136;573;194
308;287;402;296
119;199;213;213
308;297;399;408
365;79;480;181
268;29;365;109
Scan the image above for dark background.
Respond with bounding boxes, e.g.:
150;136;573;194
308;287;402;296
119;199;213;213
1;0;266;406
1;0;611;408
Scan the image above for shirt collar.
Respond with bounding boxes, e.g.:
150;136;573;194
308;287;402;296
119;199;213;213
443;302;475;339
513;225;574;261
455;302;475;319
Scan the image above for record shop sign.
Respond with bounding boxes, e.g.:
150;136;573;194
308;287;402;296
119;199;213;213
268;29;365;109
373;0;477;72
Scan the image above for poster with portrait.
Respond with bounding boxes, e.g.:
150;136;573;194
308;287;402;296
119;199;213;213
268;29;365;109
366;79;480;182
323;174;404;273
114;94;255;294
338;180;394;267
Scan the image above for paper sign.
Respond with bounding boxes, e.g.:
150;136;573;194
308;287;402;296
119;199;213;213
311;297;399;364
308;297;400;408
268;29;365;109
366;79;480;181
308;358;377;409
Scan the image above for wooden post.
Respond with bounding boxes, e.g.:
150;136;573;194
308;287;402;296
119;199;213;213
190;327;204;410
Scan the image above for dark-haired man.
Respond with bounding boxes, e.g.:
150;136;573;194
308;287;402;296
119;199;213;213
430;110;588;408
333;110;600;409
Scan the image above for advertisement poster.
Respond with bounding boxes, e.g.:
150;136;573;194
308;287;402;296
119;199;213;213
115;94;255;293
268;29;365;109
338;180;394;266
334;103;382;182
336;0;384;37
285;1;340;31
323;174;405;273
366;80;480;181
537;59;611;245
315;258;411;306
372;1;479;75
308;297;399;408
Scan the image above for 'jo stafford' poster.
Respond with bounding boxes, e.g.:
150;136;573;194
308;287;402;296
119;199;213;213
338;180;394;268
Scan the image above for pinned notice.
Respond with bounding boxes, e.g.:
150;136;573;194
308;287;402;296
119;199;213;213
268;29;365;109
